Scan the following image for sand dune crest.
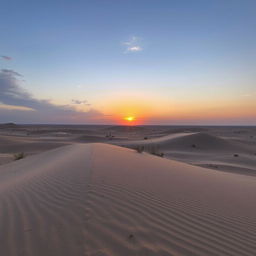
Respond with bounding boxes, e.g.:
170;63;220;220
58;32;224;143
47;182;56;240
0;143;255;255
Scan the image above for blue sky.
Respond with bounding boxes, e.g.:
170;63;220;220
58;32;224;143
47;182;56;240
0;0;256;124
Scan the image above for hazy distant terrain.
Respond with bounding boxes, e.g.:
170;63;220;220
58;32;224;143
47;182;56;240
1;124;256;175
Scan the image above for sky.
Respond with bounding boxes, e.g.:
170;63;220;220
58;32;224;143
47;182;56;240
0;0;256;125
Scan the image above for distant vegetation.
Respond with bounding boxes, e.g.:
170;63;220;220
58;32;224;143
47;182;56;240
135;144;164;157
148;145;164;157
135;145;144;153
106;132;115;140
14;152;25;160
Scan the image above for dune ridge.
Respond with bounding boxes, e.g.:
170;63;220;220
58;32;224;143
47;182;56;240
0;143;256;255
118;132;256;175
125;132;252;152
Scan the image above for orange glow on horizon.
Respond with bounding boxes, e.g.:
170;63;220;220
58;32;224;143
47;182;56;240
94;90;256;125
100;92;169;125
122;116;137;125
124;116;135;122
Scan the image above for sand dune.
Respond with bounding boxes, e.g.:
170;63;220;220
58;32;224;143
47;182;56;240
74;134;111;142
74;134;126;143
157;133;256;175
128;132;251;152
0;143;255;255
0;135;70;154
116;132;194;147
162;132;234;151
118;132;256;175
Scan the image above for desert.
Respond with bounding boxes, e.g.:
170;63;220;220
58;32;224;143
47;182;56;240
1;0;256;254
0;124;256;255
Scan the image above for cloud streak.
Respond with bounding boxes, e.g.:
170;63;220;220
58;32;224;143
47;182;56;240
1;55;12;61
0;69;103;123
128;46;142;52
123;36;143;53
71;99;91;106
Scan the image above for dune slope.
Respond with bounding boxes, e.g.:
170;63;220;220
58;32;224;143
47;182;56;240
148;132;250;152
0;135;70;154
0;143;255;256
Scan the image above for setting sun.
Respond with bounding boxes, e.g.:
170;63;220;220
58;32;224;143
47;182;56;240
124;116;135;122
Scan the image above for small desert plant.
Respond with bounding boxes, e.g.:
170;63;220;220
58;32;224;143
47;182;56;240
134;144;164;157
128;234;134;239
106;132;114;140
233;154;239;157
148;145;164;157
191;144;196;148
209;164;219;169
152;152;164;157
144;137;148;140
14;152;25;160
135;145;144;153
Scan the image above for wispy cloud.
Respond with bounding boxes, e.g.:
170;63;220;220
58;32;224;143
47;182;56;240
0;104;34;111
1;55;12;61
128;46;142;52
242;92;256;97
0;69;103;123
71;99;91;106
123;36;143;53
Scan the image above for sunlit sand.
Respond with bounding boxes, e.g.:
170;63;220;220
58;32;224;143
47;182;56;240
0;124;256;255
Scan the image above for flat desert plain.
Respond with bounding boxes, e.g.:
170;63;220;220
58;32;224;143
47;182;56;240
0;124;256;255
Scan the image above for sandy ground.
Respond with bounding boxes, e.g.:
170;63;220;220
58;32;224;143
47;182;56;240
0;124;255;175
0;143;256;255
0;124;256;255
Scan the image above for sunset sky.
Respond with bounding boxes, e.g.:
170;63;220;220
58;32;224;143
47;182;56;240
0;0;256;125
